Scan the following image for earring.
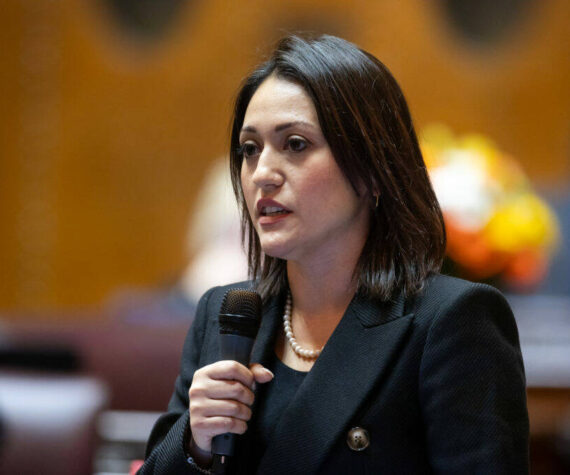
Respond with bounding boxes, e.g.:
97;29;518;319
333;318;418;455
374;194;379;208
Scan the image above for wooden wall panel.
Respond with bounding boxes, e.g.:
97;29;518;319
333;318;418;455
0;0;568;315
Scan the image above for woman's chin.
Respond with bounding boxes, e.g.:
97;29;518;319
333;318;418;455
259;240;292;261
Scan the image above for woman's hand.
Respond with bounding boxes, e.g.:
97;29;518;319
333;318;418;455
188;361;274;455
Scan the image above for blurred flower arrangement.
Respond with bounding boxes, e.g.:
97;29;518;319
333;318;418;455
420;124;560;292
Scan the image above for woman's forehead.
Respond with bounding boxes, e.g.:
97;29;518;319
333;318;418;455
242;76;318;132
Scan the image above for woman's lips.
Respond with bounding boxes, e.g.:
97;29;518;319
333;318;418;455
256;199;292;225
259;211;291;225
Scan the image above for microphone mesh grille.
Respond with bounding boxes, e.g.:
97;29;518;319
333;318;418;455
220;289;262;320
219;289;262;338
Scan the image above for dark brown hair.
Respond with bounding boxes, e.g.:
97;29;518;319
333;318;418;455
230;34;446;301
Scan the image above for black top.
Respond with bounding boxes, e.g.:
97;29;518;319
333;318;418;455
242;352;308;473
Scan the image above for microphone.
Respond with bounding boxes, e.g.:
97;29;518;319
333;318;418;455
211;289;262;473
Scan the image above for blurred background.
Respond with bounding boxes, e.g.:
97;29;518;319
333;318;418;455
0;0;568;473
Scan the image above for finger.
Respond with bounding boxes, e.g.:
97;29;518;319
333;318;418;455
190;379;255;406
193;416;248;438
199;399;253;421
202;360;255;388
250;363;274;384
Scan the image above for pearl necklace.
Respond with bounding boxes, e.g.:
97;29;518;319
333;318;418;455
283;291;322;360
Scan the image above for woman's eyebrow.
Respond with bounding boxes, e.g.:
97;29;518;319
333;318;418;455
274;120;315;132
240;120;316;135
240;125;257;134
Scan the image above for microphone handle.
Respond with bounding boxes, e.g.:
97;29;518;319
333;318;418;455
211;334;255;458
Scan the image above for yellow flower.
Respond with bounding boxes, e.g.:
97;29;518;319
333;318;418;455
484;193;560;253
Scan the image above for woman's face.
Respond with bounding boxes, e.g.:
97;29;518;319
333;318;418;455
239;75;369;265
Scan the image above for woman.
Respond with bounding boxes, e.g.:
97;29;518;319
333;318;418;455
140;34;528;474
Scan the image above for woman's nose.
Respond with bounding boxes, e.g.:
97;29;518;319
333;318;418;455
251;148;284;189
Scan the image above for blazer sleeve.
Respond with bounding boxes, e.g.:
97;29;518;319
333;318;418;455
419;283;529;474
138;286;217;474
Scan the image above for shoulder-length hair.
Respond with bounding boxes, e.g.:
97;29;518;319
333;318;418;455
229;34;446;302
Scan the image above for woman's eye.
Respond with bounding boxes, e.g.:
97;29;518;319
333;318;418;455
239;142;260;159
286;136;308;153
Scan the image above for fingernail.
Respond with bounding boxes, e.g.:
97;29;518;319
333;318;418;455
264;369;274;379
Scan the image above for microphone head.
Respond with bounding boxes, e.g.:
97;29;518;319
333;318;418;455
219;289;262;339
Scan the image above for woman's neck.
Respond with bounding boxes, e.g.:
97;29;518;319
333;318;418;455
286;254;359;322
276;227;366;370
276;258;358;371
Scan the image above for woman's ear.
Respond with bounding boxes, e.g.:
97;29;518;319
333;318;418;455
354;178;379;209
367;181;380;210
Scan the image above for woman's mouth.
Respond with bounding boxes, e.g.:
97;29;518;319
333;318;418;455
261;206;290;216
256;199;292;225
258;204;292;225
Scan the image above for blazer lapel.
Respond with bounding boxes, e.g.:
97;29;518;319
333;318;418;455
250;295;284;366
256;293;414;474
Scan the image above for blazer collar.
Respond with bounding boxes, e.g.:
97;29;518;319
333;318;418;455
252;291;414;474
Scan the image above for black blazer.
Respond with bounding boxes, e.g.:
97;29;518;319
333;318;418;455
140;274;529;474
